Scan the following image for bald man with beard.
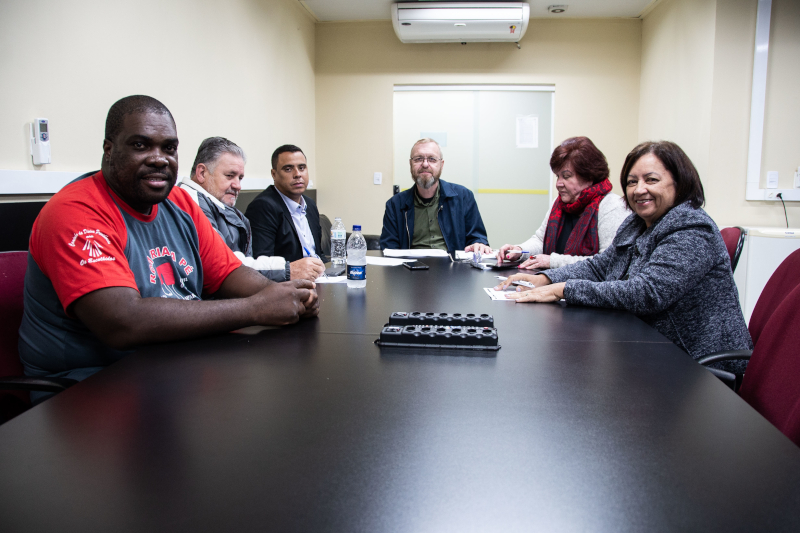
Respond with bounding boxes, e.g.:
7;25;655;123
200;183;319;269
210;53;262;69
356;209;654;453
379;138;490;254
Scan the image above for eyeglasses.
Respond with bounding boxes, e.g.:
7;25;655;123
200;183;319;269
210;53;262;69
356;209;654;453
410;156;442;165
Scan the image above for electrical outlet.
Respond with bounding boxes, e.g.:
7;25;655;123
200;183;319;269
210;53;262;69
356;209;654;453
795;166;800;188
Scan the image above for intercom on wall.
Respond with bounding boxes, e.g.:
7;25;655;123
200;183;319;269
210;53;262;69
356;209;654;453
30;118;51;165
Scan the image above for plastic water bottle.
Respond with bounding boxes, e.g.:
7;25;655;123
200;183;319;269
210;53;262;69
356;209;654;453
346;225;367;289
331;217;346;266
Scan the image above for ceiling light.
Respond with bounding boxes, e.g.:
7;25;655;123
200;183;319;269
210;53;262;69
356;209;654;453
548;5;568;14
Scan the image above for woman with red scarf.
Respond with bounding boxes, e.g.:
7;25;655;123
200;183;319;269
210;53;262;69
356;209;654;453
497;137;629;270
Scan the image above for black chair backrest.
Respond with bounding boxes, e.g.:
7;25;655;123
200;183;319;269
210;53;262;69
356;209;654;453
0;252;32;420
319;214;332;258
345;232;381;251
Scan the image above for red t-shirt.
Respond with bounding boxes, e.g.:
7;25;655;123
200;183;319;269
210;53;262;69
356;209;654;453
30;171;241;311
20;171;242;380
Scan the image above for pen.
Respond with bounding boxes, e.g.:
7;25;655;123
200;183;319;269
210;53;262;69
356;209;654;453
495;276;533;288
304;246;324;261
303;246;327;278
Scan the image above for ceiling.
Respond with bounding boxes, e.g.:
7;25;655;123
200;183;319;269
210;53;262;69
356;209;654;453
300;0;658;22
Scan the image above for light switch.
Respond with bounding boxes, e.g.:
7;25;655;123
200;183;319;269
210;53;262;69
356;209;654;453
374;172;382;185
767;171;779;189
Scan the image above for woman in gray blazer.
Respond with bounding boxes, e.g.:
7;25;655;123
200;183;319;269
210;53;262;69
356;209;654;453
497;141;752;362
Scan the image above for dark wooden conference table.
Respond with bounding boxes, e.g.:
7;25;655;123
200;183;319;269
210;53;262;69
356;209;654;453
2;255;800;532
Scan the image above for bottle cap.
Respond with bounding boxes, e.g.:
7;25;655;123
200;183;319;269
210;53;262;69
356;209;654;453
353;225;361;231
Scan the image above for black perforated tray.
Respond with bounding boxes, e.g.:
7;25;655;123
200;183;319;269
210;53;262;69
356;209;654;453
375;324;500;351
388;311;494;327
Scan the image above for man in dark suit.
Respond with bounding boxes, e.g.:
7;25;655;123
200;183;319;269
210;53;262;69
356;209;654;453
245;145;326;279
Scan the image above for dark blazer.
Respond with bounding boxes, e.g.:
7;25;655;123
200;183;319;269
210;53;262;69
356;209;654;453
245;185;324;262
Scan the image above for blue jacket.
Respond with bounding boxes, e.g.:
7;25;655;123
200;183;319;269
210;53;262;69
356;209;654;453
379;179;488;251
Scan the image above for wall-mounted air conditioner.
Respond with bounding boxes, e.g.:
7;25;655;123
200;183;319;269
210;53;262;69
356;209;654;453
392;2;530;44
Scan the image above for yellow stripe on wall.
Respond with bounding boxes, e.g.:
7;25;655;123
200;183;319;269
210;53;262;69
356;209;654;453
477;189;549;195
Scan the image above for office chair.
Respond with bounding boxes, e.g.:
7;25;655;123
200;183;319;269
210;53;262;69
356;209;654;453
319;214;333;258
748;247;800;345
345;231;381;250
362;234;382;251
698;248;800;391
318;215;380;257
720;226;745;272
0;251;76;424
738;284;800;446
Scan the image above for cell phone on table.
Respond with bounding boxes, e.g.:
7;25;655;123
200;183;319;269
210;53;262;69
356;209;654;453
403;260;429;270
324;265;346;277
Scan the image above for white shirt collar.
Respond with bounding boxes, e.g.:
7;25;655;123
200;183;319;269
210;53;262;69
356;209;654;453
275;187;306;214
179;177;228;210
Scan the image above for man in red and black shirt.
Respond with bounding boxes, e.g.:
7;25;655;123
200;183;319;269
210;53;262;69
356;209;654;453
19;95;318;397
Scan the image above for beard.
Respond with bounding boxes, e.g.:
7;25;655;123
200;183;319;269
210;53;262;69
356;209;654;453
224;189;239;207
413;171;439;190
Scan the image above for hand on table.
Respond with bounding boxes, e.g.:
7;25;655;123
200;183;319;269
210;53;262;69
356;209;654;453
465;243;493;256
496;244;522;264
290;257;325;281
296;279;320;318
518;254;551;270
505;282;566;303
250;279;318;325
494;272;551;291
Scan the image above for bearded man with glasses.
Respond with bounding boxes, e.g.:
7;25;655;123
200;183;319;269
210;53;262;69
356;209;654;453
379;138;490;254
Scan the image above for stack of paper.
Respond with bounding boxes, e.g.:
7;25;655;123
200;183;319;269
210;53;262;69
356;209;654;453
366;256;407;266
455;250;497;261
382;249;450;258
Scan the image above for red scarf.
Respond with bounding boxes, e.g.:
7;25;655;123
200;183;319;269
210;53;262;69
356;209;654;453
543;178;612;256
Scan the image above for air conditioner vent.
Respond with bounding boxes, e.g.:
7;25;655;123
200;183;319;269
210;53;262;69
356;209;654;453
392;2;530;44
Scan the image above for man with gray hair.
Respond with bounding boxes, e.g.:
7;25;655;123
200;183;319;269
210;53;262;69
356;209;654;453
379;138;491;254
179;137;321;282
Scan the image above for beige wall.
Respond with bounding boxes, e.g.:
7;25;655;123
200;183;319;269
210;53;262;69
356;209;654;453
639;0;717;180
4;0;794;230
706;0;759;227
759;0;800;216
315;19;642;236
641;0;800;228
0;0;315;184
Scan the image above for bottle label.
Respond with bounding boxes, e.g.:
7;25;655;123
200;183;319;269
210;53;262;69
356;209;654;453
347;265;366;280
331;230;346;240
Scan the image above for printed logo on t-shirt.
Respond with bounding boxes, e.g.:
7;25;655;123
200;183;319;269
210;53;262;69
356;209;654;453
69;229;117;266
146;246;199;300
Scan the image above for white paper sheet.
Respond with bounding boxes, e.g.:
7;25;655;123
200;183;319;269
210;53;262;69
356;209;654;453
487;283;565;302
455;250;496;260
484;287;516;301
315;276;347;283
383;249;450;258
495;276;534;288
366;256;407;266
516;115;538;148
